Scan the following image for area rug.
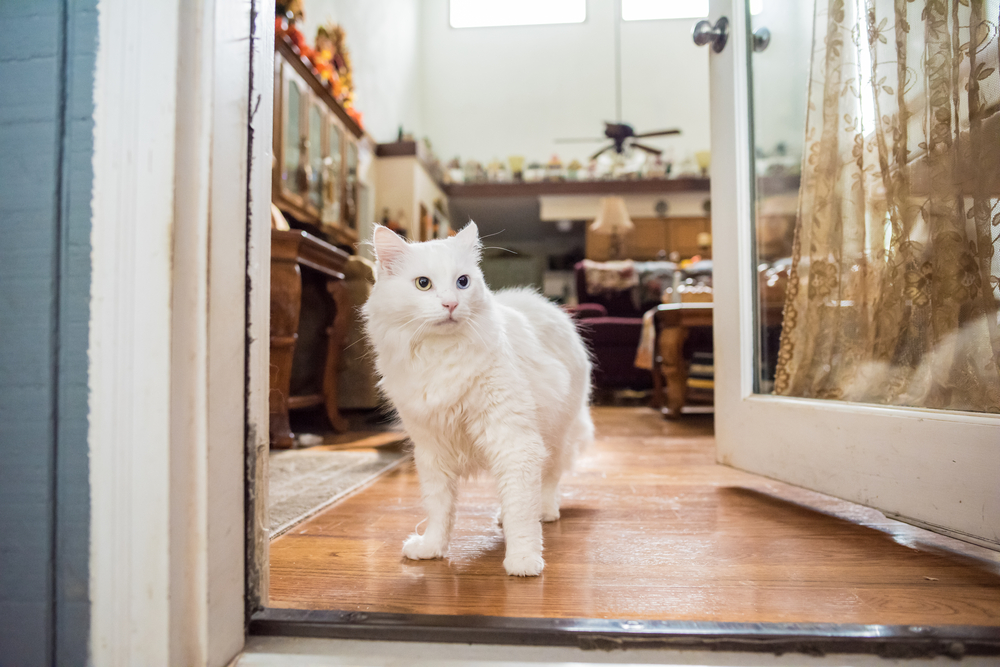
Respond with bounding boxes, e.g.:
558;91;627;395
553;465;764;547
268;440;409;538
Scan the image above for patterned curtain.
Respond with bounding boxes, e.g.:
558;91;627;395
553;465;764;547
774;0;1000;412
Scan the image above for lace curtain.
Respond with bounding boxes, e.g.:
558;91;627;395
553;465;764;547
774;0;1000;412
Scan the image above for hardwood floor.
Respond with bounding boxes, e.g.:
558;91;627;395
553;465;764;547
268;407;1000;626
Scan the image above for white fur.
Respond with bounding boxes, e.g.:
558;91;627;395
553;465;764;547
363;222;594;576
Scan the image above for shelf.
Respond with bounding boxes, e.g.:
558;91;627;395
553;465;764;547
443;177;710;198
375;140;424;158
375;140;444;189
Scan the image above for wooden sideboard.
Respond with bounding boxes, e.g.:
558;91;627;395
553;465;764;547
270;229;350;448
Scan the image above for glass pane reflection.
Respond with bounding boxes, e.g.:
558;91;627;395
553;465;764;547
284;79;301;193
750;0;1000;412
750;0;812;394
322;123;342;224
309;104;323;209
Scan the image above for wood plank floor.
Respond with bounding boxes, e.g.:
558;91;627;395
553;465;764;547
268;407;1000;625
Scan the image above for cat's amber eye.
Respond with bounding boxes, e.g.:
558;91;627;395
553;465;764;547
415;276;432;291
456;275;470;289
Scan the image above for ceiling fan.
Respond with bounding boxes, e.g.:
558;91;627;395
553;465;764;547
556;122;681;160
554;0;681;161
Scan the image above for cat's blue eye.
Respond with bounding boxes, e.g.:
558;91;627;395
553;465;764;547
456;275;470;290
415;276;432;291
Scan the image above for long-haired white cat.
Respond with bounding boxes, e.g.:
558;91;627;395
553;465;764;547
363;222;593;576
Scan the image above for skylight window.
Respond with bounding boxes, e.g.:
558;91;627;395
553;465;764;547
622;0;762;21
449;0;586;28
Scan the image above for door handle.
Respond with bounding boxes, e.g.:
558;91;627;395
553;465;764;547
753;27;771;52
692;16;729;53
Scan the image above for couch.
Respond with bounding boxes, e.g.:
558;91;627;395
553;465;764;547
571;260;678;391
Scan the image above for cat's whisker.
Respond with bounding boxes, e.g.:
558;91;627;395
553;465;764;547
343;337;367;351
465;318;491;350
482;246;517;255
394;313;429;332
408;320;432;359
396;314;424;328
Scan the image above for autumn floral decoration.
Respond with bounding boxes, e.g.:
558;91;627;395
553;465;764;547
274;2;363;129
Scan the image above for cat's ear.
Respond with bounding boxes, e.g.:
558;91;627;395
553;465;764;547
455;221;481;257
372;225;409;275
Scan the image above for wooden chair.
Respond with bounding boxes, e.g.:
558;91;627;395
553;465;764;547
651;302;714;418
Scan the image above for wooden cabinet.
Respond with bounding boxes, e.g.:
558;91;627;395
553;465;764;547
585;216;712;261
270;35;366;446
272;36;363;245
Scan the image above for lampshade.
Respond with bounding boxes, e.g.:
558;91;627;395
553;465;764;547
589;196;635;235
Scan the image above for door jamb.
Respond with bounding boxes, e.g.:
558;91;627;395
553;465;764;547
89;0;265;664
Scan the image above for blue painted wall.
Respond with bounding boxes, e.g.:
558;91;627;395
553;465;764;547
0;0;96;664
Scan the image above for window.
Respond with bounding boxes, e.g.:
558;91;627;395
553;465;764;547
622;0;762;21
449;0;586;28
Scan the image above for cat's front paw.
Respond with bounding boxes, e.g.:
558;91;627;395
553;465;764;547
402;533;446;560
540;506;560;522
503;551;545;577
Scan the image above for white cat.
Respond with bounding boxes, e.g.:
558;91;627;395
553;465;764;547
363;222;594;576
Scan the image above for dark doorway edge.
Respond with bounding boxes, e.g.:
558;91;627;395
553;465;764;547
251;608;1000;660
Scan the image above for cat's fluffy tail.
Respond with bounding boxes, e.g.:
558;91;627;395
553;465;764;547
568;406;595;460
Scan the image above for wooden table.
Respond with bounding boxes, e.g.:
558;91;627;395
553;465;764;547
270;229;350;448
652;302;714;418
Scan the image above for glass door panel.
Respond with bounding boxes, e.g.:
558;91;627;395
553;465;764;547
308;102;323;211
283;75;302;196
344;141;358;230
749;0;812;394
749;0;1000;412
322;121;342;225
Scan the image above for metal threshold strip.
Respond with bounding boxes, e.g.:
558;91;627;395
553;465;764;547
251;608;1000;659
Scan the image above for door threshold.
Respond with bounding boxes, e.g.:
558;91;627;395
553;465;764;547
250;608;1000;660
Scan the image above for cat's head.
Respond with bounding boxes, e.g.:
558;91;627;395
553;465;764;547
365;222;489;339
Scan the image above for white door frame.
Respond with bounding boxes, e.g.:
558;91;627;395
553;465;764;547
86;0;997;662
709;0;999;549
89;0;272;664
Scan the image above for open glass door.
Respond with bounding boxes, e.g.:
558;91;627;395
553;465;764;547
709;0;1000;549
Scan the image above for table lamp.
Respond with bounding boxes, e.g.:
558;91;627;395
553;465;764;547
695;151;711;177
590;196;635;260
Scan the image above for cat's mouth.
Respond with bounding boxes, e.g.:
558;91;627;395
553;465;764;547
436;314;460;325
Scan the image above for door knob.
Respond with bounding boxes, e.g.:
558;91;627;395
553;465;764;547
692;16;729;53
753;27;771;52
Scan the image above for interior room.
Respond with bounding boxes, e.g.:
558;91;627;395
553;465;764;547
257;0;1000;659
3;0;999;665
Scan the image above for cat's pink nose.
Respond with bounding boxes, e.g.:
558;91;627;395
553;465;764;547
442;301;458;313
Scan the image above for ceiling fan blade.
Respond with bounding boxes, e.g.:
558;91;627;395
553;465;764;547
555;137;607;143
631;142;663;156
632;129;681;139
590;144;614;161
